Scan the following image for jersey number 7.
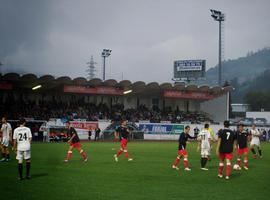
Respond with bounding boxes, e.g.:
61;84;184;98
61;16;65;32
226;132;230;140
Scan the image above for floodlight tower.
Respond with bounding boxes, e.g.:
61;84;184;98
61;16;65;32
210;9;225;86
101;49;112;81
0;61;2;81
0;62;3;76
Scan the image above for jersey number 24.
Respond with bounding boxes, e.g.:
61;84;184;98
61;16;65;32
18;133;28;141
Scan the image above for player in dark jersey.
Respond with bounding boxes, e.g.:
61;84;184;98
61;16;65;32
172;126;196;171
216;120;236;180
235;124;249;170
64;121;88;162
114;120;133;162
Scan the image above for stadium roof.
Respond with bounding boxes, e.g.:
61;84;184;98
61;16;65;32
0;73;233;97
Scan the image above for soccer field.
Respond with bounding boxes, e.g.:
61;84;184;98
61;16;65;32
0;141;269;200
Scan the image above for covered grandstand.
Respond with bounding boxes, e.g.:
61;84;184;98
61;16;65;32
0;73;233;123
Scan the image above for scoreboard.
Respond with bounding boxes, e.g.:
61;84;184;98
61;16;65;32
173;60;206;80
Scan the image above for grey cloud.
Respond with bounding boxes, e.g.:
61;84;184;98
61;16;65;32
0;0;270;82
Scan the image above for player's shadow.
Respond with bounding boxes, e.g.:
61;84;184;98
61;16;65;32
31;173;49;179
230;172;242;178
207;165;217;170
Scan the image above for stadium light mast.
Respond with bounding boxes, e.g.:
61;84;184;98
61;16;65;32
101;49;112;81
0;61;3;76
210;9;225;86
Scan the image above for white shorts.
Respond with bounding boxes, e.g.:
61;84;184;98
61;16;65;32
1;137;10;147
201;148;210;157
251;137;260;147
16;150;31;160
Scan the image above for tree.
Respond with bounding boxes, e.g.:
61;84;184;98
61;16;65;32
245;91;270;111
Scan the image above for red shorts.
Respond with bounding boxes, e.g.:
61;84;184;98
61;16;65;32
237;147;248;156
70;142;81;149
219;152;233;160
121;139;128;149
178;149;188;157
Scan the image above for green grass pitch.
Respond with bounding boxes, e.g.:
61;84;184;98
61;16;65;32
0;141;269;200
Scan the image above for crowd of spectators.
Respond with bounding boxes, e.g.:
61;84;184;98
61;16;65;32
0;95;212;123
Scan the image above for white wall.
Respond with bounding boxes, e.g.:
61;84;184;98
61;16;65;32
246;112;270;122
200;92;228;122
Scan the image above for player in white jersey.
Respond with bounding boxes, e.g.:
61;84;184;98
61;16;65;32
13;118;32;180
0;117;12;162
206;124;217;161
250;124;262;158
197;124;212;170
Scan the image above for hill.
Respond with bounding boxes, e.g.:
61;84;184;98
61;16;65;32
197;48;270;103
205;47;270;86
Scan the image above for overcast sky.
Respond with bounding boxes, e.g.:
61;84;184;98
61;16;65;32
0;0;270;83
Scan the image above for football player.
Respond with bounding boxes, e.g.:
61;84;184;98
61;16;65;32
64;121;88;162
250;124;262;158
172;126;196;171
0;116;12;162
114;120;133;162
13;118;32;180
235;124;249;170
216;120;236;180
197;124;212;170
